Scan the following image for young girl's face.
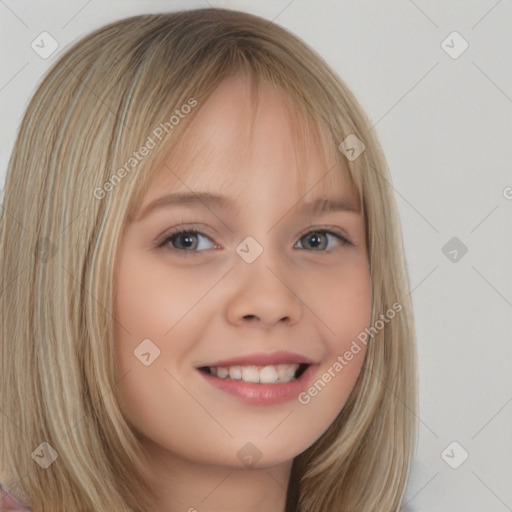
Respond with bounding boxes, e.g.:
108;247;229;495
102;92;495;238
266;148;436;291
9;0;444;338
113;74;371;470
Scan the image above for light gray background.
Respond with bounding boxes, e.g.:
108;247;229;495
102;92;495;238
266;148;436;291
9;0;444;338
1;1;511;511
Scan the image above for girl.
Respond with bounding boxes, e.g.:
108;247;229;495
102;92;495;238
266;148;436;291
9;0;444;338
0;8;417;512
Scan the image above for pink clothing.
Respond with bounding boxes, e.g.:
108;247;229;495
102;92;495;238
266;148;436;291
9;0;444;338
0;484;32;511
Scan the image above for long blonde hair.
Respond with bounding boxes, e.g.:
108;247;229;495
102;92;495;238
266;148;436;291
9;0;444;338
0;8;417;511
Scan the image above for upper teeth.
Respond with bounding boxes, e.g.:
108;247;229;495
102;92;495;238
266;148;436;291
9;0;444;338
208;364;301;384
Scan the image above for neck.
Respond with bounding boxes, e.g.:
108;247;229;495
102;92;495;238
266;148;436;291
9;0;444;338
143;441;294;512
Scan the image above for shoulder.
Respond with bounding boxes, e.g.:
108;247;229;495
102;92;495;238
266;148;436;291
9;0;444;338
0;484;32;511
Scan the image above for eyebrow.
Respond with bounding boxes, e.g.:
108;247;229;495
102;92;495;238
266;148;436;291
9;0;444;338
136;191;360;221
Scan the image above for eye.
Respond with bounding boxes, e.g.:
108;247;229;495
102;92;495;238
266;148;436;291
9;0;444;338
156;226;352;256
157;228;216;255
294;229;352;251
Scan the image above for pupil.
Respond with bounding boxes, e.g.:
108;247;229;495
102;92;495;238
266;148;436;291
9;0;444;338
177;233;196;249
307;232;325;250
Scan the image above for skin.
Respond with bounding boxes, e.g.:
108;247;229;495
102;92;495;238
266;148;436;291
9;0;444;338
113;74;372;512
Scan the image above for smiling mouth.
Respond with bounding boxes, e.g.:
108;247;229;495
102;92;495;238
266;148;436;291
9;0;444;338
198;363;309;384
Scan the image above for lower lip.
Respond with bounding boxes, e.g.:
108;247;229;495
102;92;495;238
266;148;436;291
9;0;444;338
197;364;317;406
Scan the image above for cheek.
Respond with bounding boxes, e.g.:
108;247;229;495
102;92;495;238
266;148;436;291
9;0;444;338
112;246;200;439
113;247;206;345
112;240;227;412
310;255;372;343
304;257;371;404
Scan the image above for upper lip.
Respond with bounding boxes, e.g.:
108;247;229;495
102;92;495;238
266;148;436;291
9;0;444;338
198;350;315;368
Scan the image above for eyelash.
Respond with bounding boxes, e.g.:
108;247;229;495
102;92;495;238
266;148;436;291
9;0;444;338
156;225;353;257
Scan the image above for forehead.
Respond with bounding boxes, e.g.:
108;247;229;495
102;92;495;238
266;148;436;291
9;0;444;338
140;74;356;210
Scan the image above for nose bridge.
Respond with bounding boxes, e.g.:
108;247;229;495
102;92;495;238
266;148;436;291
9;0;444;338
236;229;292;285
226;234;303;327
237;237;280;283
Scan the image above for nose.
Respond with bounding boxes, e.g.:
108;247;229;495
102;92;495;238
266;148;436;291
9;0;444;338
224;254;304;330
